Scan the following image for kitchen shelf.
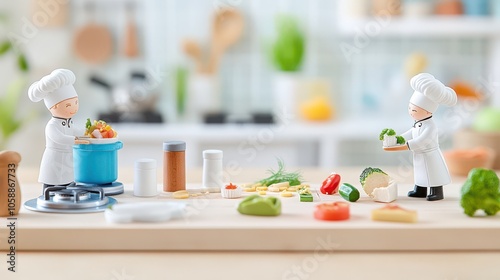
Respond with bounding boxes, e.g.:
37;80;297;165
338;16;500;37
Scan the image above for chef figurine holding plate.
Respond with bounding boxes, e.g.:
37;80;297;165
384;73;457;201
28;69;89;188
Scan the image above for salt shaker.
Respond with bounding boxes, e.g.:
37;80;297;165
134;158;157;197
163;141;186;192
202;150;223;192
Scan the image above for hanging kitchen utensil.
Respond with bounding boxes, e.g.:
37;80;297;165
206;8;244;74
123;1;139;58
182;39;204;73
73;2;113;64
31;0;69;27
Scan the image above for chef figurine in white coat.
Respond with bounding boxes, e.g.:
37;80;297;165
28;69;89;188
384;73;457;201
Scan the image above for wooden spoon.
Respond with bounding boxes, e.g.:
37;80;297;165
182;39;204;73
206;8;244;74
123;2;139;58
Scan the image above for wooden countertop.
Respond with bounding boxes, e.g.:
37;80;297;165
3;167;500;252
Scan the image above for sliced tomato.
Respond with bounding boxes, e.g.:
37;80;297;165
314;202;350;221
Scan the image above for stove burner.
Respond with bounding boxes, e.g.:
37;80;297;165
24;184;116;213
75;181;124;196
53;189;91;202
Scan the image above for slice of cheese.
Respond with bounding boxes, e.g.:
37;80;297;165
371;204;417;223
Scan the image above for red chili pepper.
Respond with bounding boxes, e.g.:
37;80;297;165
320;173;341;195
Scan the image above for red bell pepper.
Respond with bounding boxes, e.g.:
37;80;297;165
320;173;341;195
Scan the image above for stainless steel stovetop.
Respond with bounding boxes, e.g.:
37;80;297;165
24;184;117;213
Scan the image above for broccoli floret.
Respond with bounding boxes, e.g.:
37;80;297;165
379;128;397;140
460;168;500;217
85;118;92;129
396;135;405;144
379;128;388;140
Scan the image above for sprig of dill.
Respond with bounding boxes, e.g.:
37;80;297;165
258;159;302;186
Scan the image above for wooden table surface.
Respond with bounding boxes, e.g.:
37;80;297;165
1;166;500;279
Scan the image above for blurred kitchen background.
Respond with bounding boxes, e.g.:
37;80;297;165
1;0;500;172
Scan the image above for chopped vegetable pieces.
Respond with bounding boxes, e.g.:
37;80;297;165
314;202;350;221
85;118;118;139
339;183;360;202
320;173;341;195
237;195;281;216
360;167;390;197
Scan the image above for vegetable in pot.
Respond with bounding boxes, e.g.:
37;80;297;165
85;118;117;139
460;168;500;217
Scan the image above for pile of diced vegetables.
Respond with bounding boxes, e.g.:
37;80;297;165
85;118;117;139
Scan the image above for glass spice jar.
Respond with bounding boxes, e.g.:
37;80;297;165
163;141;186;192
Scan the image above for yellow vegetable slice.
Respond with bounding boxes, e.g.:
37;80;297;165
173;190;189;199
280;191;293;197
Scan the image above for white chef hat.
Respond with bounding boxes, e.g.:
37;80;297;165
409;73;457;113
28;69;77;109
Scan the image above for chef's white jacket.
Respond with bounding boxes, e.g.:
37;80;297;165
401;117;451;187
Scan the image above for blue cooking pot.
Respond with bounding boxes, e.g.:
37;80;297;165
73;141;123;184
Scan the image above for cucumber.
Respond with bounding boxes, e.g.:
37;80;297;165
339;183;360;202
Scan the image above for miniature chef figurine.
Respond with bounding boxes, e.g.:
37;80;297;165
28;69;89;188
384;73;457;201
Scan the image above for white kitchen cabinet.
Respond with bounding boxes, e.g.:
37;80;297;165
336;2;500;107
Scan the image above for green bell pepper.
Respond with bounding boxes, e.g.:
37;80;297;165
237;195;281;216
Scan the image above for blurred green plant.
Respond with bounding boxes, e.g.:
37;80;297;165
270;15;305;72
0;16;30;150
175;66;187;116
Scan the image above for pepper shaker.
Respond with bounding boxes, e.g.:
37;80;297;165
202;150;223;192
163;141;186;192
0;151;22;217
